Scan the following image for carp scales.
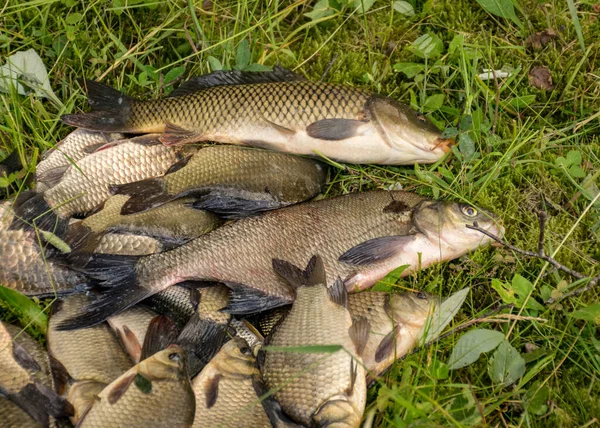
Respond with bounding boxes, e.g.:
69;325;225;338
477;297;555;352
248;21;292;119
61;66;453;165
36;129;125;192
58;190;502;329
111;144;327;217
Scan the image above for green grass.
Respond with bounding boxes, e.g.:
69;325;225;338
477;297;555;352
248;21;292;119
1;0;599;426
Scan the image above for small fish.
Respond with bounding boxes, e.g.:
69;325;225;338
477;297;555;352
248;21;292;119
58;191;502;329
111;144;326;217
36;129;125;192
347;291;440;382
9;134;194;239
76;345;195;427
47;295;132;423
0;201;87;297
61;67;453;165
192;337;295;428
145;285;199;329
261;256;369;427
108;306;160;363
176;284;232;377
0;321;73;427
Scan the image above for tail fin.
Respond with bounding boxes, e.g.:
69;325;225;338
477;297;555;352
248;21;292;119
0;150;23;176
65;222;105;267
140;315;181;360
60;80;134;132
9;191;69;239
8;382;74;426
109;178;173;215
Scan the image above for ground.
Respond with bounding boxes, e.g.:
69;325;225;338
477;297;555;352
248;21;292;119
0;0;599;426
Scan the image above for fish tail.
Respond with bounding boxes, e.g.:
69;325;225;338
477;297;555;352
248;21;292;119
0;150;23;176
109;178;173;214
60;79;135;132
57;254;151;330
9;191;69;239
8;382;74;426
65;222;106;267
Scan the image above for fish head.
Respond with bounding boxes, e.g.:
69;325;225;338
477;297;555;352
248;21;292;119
388;291;440;328
370;97;453;163
214;337;258;377
413;200;504;255
138;345;188;380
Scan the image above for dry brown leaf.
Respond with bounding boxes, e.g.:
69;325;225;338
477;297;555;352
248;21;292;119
525;29;557;49
529;66;554;91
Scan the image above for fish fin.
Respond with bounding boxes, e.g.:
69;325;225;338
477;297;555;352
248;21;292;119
327;277;347;308
223;283;292;315
251;376;302;428
128;134;162;146
305;255;327;287
119;325;143;363
306;118;368;141
189;190;282;219
140;315;181;360
204;373;221;409
240;318;265;342
271;259;307;291
348;359;358;394
177;314;229;377
107;372;136;405
9;382;74;424
109;178;172;215
169;66;305;97
160;122;203;146
164;153;193;174
375;324;401;363
8;192;69;238
80;79;134;111
49;354;72;395
12;341;42;372
0;150;23;175
65;222;103;267
36;165;69;188
264;118;296;135
348;316;370;357
338;235;415;266
82;141;113;154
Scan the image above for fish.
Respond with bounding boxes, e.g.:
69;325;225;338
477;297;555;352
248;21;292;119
58;190;502;329
9;134;194;239
47;295;132;423
76;345;195;427
176;284;232;377
65;195;222;264
0;321;73;427
347;290;440;382
0;150;23;178
229;319;264;355
192;337;296;428
0;397;44;428
60;67;453;165
144;285;199;329
107;306;160;363
0;201;87;297
36;129;125;192
110;144;327;217
261;256;369;427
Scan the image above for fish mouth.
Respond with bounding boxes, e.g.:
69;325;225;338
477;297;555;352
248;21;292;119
432;137;454;153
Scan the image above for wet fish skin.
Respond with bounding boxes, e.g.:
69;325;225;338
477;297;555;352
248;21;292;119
145;285;199;328
61;67;451;165
59;190;501;329
111;145;327;217
0;397;43;428
262;256;368;427
93;232;165;256
36;129;125;192
47;295;132;423
77;345;195;428
0;201;87;297
10;135;193;238
108;306;159;363
192;337;290;428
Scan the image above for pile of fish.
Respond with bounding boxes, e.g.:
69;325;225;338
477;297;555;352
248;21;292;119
0;66;503;427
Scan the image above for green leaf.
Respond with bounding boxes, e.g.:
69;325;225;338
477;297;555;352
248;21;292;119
244;63;272;72
447;329;504;370
508;95;536;109
410;33;444;59
459;115;473;132
207;56;222;71
352;0;376;14
65;13;83;25
421;287;469;343
568;165;586;178
474;0;523;29
568;303;600;323
566;150;582;166
488;340;526;386
512;274;544;310
371;265;410;291
524;381;549;416
422;93;444;112
305;0;335;20
393;1;415;16
491;278;518;305
429;359;449;380
555;156;570;168
440;127;459;139
262;344;343;353
448;34;464;55
235;39;251;70
134;373;152;394
393;62;424;78
163;66;185;86
0;286;47;333
458;133;475;160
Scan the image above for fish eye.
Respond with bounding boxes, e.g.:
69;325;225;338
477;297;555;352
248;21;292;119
460;204;478;217
415;112;427;122
239;346;251;355
416;292;427;300
168;352;181;362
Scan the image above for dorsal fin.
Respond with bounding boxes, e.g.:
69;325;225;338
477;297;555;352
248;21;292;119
272;255;327;291
169;65;306;97
327;277;347;307
305;255;326;287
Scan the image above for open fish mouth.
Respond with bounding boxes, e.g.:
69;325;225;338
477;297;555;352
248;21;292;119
432;137;455;153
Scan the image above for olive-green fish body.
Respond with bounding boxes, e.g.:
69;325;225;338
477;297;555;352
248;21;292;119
77;346;195;428
36;129;125;191
0;202;86;296
108;306;159;363
94;232;164;256
192;337;272;427
62;68;452;165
